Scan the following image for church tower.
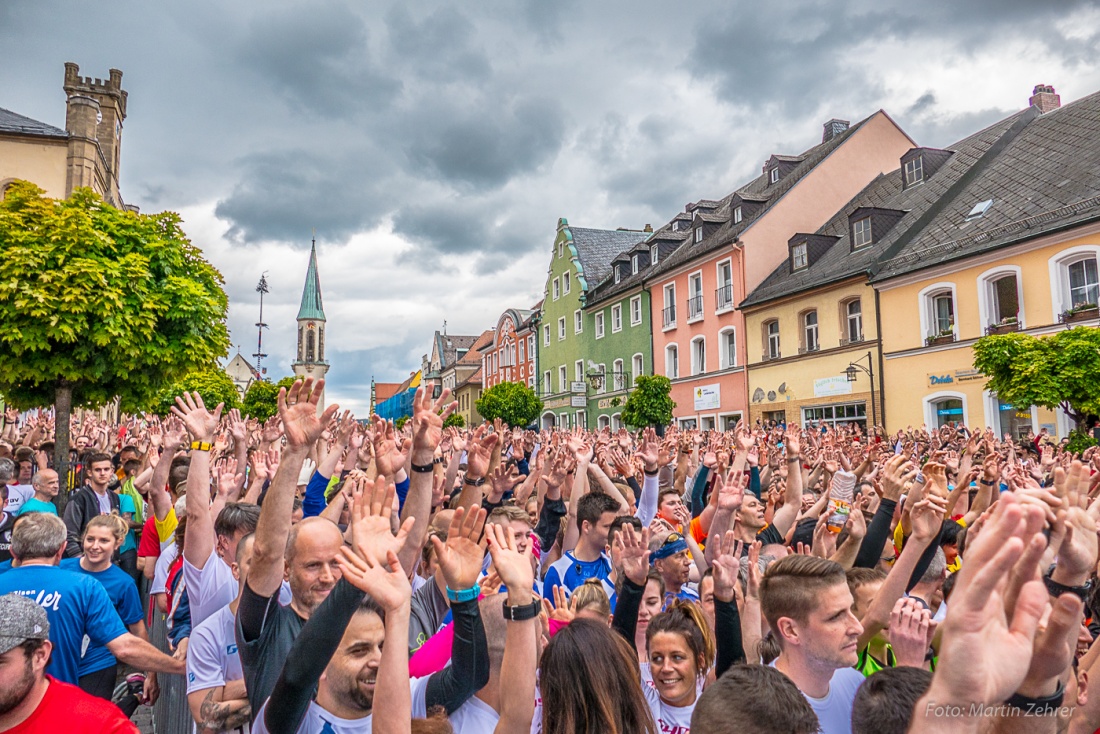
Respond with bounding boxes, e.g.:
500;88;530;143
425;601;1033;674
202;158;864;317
292;240;329;407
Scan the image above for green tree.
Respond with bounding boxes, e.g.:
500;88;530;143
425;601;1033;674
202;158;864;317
0;181;230;494
476;382;543;428
242;380;280;422
973;327;1100;427
443;412;465;429
621;375;675;430
395;415;409;431
152;368;241;416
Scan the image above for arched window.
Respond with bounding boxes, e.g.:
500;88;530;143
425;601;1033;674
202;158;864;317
665;344;679;379
801;311;819;353
764;320;780;360
719;328;737;369
842;299;862;344
691;336;706;375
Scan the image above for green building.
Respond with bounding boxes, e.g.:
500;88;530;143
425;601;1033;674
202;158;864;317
536;219;647;429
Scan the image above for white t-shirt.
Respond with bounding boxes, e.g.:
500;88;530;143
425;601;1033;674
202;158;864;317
187;604;249;734
5;484;33;515
93;488;112;515
252;676;430;733
801;667;864;734
446;695;501;734
152;543;179;595
184;551;238;629
641;681;693;734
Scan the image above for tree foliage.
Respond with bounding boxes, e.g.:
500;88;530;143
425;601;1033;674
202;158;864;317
973;327;1100;426
476;382;543;428
241;380;280;422
621;375;675;429
0;181;230;486
443;412;465;429
152;368;240;416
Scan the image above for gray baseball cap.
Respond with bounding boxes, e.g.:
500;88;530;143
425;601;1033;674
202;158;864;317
0;594;49;655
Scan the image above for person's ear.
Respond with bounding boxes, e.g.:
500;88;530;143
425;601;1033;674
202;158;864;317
777;616;798;644
1077;669;1088;707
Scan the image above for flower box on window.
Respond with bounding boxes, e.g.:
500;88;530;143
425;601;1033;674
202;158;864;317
986;318;1019;335
925;331;956;347
1062;304;1099;323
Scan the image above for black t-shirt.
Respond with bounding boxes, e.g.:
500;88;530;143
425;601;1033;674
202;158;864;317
235;582;306;721
739;524;784;555
0;513;14;563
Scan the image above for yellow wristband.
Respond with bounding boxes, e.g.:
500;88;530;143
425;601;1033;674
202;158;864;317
190;441;212;452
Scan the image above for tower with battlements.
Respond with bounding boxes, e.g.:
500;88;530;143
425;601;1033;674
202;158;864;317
292;240;329;407
62;62;127;207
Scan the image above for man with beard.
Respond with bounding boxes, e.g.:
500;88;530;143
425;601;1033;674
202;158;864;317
0;593;137;733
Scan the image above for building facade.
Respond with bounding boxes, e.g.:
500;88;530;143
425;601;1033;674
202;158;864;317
1;63;129;208
874;86;1099;437
648;112;915;430
536;219;647;429
482;307;538;392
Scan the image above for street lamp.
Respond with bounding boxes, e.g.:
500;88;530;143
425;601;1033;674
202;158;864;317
845;351;877;428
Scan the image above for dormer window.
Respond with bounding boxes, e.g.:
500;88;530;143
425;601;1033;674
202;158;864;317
651;245;659;264
904;156;924;187
695;227;704;244
614;269;621;284
733;206;743;224
853;217;872;248
792;242;808;271
769;167;780;184
632;254;640;274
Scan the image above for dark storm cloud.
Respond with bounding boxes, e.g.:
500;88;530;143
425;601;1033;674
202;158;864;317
236;1;400;117
384;6;492;84
687;0;1095;113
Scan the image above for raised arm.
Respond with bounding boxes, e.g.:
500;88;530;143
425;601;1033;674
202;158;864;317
399;386;457;578
248;378;337;599
148;418;187;521
486;521;538;734
768;424;803;537
173;392;224;569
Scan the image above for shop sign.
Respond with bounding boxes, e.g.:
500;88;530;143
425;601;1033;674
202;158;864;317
570;381;587;394
814;375;853;398
570;395;587;408
928;369;986;388
693;384;721;410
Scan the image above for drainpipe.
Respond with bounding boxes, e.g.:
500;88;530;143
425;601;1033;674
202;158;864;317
874;287;887;430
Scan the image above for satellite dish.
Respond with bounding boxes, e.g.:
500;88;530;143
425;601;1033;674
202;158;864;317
767;391;777;402
778;383;787;394
752;387;765;403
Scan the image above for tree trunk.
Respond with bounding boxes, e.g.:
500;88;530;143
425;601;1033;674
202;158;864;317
54;381;73;514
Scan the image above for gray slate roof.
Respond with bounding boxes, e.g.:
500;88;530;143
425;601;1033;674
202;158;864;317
873;89;1100;281
0;107;67;139
742;107;1035;307
435;332;481;370
568;226;648;290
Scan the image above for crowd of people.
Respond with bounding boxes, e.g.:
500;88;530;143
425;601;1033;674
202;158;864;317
0;375;1096;733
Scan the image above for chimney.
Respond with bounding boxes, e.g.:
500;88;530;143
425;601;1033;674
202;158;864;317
643;224;653;233
1029;84;1061;113
822;119;850;143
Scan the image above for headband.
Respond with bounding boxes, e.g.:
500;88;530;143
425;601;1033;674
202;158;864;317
651;534;689;564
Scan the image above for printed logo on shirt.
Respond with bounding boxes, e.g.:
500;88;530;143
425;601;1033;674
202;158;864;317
227;644;238;655
188;672;195;683
659;721;689;734
12;589;63;611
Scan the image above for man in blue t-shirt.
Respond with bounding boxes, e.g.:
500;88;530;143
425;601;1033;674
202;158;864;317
543;493;621;602
0;513;183;684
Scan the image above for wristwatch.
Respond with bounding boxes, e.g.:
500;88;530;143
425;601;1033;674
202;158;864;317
1004;681;1065;713
446;584;481;603
1044;571;1093;602
464;475;486;487
502;599;540;621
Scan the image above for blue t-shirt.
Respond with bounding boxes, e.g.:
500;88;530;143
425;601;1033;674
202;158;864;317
60;558;143;675
117;494;137;554
542;551;613;602
0;564;128;684
16;498;57;516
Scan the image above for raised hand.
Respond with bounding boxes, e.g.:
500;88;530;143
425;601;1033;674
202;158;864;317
261;416;283;445
886;597;935;668
486;520;534;601
371;415;407;478
716;469;746;513
344;474;416;571
410;386;457;464
163;415;188;451
214;457;243;500
880;454;917;502
278;378;338;449
744;541;762;600
430;505;488;592
614;523;650;586
487;463;525;504
1050;461;1098;586
636;427;660;472
543;585;577;622
465;425;499;481
711;531;744;603
227;408;247;445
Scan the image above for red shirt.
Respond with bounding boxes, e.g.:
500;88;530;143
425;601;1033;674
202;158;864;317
136;514;160;558
2;675;137;733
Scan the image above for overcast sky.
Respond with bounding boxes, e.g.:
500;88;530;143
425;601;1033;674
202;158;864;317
3;1;1100;415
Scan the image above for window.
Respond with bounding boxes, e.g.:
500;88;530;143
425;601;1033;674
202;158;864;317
595;312;605;338
528;335;534;354
613;359;625;391
694;227;704;244
733;206;743;224
596;364;607;394
574;310;583;334
558;366;567;393
803;402;867;431
528;376;534;389
552;278;560;300
691;336;706;375
557;241;563;258
719;328;737;369
558;317;566;340
792;242;808;270
665;344;679;378
802;311;819;352
562;272;570;294
543;371;551;394
1069;259;1099;308
663;284;676;328
853;217;872;248
932;293;954;335
611;413;622;430
597;415;610;430
991;274;1020;324
651;245;659;264
769;167;780;184
575;360;584;383
765;320;781;360
632;254;640;275
632;353;644;384
630;295;642;325
904;156;924;186
611;304;622;332
919;282;959;342
614;269;621;284
716;260;733;311
965;199;993;221
845;299;863;343
927;394;965;428
687;273;703;321
543;325;550;346
518;339;525;364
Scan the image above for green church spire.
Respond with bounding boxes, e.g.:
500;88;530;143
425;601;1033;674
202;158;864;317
297;239;325;321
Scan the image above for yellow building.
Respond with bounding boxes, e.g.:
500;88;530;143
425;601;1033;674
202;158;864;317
873;85;1099;437
454;368;484;427
1;63;129;208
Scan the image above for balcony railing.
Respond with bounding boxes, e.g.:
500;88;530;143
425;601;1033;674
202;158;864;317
662;305;676;328
840;333;864;346
715;284;733;310
687;295;704;320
